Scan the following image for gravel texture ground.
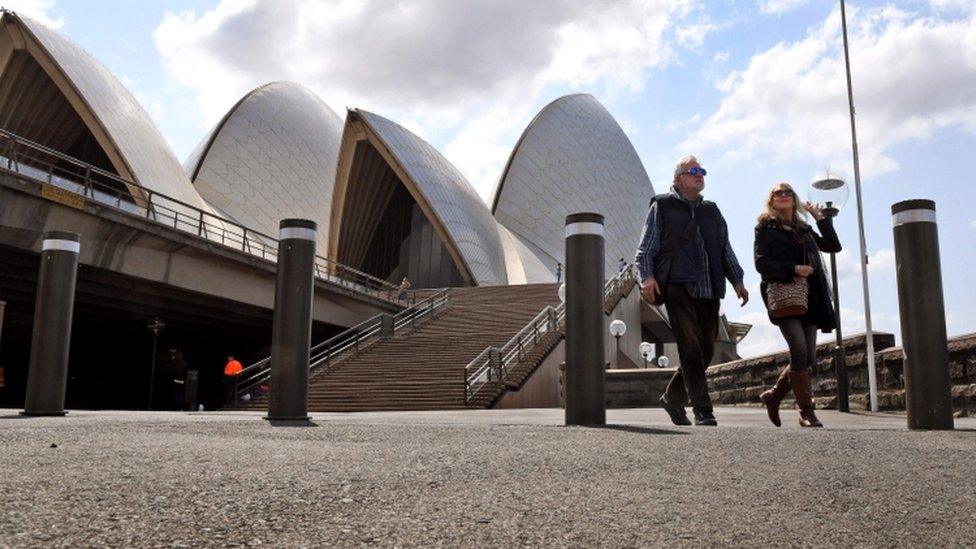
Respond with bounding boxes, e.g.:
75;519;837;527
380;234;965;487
1;407;974;548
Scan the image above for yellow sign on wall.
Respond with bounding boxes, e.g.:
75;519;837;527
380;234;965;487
41;184;86;210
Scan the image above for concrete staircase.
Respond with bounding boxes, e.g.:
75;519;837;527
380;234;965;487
238;283;561;412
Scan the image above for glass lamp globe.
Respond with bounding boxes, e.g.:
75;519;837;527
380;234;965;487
609;319;627;337
809;175;850;219
557;283;566;303
638;341;653;357
657;355;670;368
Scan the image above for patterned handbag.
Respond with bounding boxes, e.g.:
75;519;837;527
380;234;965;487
767;276;809;318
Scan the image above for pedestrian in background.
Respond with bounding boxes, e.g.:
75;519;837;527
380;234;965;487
169;349;188;410
223;354;243;406
397;277;411;302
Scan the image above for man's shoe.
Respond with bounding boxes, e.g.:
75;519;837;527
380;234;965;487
693;408;718;426
660;397;691;426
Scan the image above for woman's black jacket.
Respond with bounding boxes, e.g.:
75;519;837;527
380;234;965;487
754;217;842;332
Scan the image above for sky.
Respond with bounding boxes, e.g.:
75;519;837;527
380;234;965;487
4;0;975;358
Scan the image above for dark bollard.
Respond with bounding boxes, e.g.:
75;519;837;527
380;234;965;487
266;219;316;422
185;369;199;411
564;213;606;426
892;200;953;430
22;231;80;416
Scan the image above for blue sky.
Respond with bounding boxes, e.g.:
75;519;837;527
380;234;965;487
6;0;975;357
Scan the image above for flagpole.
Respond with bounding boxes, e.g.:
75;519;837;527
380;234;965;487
840;0;878;411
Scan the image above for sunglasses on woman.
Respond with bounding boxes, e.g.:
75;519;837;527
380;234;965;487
772;190;794;198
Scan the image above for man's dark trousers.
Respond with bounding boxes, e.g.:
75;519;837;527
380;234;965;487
662;284;720;409
223;376;237;406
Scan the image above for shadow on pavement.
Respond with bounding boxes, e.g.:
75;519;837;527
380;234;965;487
265;419;318;428
592;424;689;436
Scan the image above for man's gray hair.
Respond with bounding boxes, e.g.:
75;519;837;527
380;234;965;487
673;155;700;181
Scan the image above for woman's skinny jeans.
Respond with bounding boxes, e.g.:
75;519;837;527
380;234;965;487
778;318;818;371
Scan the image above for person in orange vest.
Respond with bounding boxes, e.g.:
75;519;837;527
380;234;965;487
223;354;243;406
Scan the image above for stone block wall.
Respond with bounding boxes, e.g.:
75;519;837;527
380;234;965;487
707;331;976;411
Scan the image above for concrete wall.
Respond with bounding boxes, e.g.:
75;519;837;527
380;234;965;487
706;331;976;411
494;339;565;408
604;368;673;408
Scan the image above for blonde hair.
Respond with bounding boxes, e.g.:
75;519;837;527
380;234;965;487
757;182;807;226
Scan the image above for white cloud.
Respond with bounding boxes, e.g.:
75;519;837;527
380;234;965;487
866;248;895;275
759;0;809;17
970;219;976;229
677;21;717;50
666;113;701;132
834;247;895;281
734;310;786;358
831;306;899;342
2;0;62;28
155;0;700;201
683;5;976;179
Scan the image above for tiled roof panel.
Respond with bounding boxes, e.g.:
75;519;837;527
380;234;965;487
493;94;655;278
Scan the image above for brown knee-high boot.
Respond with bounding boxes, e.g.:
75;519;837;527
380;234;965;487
789;369;823;427
759;367;791;427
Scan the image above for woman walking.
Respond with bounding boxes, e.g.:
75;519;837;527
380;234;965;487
754;183;841;427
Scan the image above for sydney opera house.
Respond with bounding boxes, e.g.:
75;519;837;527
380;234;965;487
0;11;747;410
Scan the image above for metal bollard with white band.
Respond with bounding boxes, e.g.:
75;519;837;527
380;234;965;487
266;219;316;422
564;212;606;426
892;200;953;430
22;231;80;416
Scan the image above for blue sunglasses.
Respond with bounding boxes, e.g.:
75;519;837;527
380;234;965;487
681;167;707;176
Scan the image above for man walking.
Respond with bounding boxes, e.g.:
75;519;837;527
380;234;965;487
635;155;748;426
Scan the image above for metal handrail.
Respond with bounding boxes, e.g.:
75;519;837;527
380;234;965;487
234;288;451;400
464;265;638;403
0;128;402;303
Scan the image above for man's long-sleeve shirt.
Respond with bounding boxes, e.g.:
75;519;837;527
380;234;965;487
635;188;744;300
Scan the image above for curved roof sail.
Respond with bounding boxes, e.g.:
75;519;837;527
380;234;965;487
0;11;207;209
185;81;343;250
330;109;508;286
492;94;654;280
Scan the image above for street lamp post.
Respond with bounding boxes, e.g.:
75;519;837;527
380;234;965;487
811;176;851;412
146;317;165;410
639;341;653;369
840;0;879;411
609;320;626;369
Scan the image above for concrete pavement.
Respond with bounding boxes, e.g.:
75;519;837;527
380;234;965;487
2;407;974;547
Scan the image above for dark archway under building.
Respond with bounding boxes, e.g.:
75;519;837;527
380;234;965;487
0;244;343;411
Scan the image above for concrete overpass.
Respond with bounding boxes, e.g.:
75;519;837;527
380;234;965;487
0;136;405;410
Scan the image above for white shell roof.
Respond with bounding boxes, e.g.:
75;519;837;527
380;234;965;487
18;14;208;210
497;223;553;285
492;94;654;280
357;110;508;286
185;82;342;250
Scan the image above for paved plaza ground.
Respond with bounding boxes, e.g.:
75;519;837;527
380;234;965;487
2;407;974;547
